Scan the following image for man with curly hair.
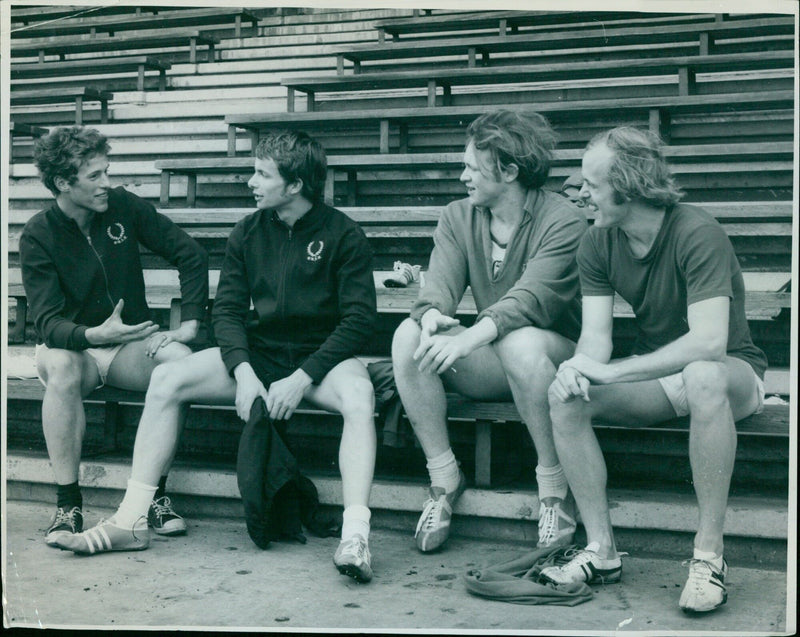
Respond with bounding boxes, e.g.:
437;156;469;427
21;126;208;547
392;110;588;554
541;127;767;614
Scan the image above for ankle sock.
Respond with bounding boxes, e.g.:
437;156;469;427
155;475;168;500
426;448;461;493
536;463;568;502
56;481;82;510
114;479;158;529
342;505;371;541
693;547;724;569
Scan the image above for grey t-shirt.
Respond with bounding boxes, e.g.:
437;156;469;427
577;203;767;378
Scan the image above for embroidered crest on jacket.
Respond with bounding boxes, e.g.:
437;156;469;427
106;222;127;245
306;240;324;262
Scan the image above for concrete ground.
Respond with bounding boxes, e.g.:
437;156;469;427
2;499;791;634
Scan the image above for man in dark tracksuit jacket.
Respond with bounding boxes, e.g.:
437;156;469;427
55;131;380;584
20;127;208;548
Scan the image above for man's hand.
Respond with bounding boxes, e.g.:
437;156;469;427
551;364;591;403
85;299;159;346
266;369;313;420
144;319;200;358
414;310;460;367
233;362;269;422
414;331;474;375
561;353;616;385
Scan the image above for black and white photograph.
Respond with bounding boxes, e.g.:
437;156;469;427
2;0;797;633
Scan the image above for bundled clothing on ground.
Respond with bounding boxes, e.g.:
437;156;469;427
212;202;377;384
19;186;208;350
410;189;587;343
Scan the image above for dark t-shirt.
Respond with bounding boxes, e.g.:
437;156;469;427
577;203;767;378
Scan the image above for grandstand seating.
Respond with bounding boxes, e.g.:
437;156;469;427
6;7;793;546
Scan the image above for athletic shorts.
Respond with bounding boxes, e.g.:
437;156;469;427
35;342;125;389
657;366;765;418
248;347;305;389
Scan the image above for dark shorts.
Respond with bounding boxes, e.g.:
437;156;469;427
248;347;307;389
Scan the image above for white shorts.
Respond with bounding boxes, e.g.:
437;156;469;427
657;366;765;418
35;342;125;389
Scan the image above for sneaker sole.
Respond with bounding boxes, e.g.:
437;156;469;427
336;563;372;583
151;522;187;536
680;595;728;614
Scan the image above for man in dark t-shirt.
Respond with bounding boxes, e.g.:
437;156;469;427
539;127;767;615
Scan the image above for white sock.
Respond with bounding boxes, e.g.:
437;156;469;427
342;504;371;541
426;448;460;493
693;547;724;569
536;463;568;502
114;479;157;529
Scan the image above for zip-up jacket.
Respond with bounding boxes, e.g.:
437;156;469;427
212;201;377;384
410;189;587;343
20;187;209;350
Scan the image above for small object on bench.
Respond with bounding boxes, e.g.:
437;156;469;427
383;261;422;288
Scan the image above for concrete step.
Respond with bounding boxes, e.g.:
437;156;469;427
6;452;789;543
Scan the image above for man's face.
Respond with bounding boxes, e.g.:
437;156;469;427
460;141;508;208
60;154;110;213
248;156;294;211
580;143;629;228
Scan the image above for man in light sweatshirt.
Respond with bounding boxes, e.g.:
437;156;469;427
392;110;588;553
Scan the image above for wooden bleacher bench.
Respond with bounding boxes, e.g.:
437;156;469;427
281;50;796;111
11;30;220;65
153;142;795;206
11;56;171;93
10;87;112;125
10;5;165;27
336;15;795;74
224;90;795;155
9;7;261;40
372;11;726;42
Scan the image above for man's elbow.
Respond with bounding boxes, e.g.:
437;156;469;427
697;333;728;361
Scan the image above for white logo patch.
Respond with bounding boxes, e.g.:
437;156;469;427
306;240;324;262
106;222;127;245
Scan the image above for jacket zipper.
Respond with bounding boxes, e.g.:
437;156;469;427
277;226;293;320
86;234;116;311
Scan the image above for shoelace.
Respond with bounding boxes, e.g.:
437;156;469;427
415;496;443;536
52;507;80;531
151;497;176;517
340;536;368;561
681;559;721;592
538;505;559;545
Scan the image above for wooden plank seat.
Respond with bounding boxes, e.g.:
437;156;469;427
224;90;795;156
372;11;726;42
11;56;171;92
4;370;790;488
10;5;167;27
9;7;261;40
11;30;220;65
10;87;112;125
8;122;48;162
153;141;796;206
336;16;796;74
281;50;796;111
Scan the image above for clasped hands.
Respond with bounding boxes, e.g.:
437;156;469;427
552;353;615;403
413;311;472;375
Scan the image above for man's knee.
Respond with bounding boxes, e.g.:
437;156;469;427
155;341;193;364
683;361;729;415
40;350;85;391
547;381;588;434
338;375;375;421
146;359;194;403
494;329;555;384
391;318;421;368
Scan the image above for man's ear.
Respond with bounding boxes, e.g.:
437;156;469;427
53;176;71;194
501;163;519;183
287;178;304;196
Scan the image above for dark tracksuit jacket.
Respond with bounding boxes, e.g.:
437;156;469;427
212;201;377;384
19;186;209;350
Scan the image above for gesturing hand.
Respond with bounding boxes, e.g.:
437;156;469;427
86;299;159;346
